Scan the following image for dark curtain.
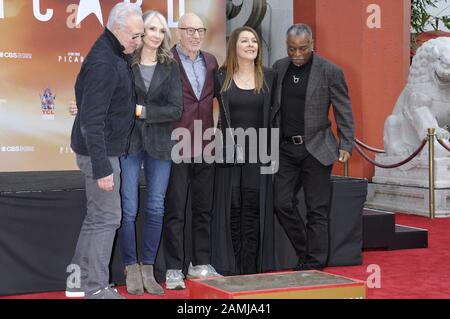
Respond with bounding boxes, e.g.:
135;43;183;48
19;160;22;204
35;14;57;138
0;177;366;296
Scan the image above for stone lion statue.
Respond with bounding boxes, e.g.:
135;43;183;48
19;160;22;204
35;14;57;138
384;37;450;157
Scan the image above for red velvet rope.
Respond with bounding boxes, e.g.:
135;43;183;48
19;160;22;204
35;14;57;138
437;138;450;153
354;139;427;169
354;138;386;154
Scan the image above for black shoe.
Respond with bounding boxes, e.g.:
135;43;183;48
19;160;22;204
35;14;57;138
293;263;324;271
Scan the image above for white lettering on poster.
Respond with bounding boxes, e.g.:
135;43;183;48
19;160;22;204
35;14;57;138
66;4;81;29
1;1;186;28
0;146;35;153
33;0;54;22
0;52;33;59
168;0;185;28
76;0;103;26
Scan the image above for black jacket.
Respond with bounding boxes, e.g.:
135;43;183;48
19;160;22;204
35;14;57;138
127;61;183;160
71;28;135;179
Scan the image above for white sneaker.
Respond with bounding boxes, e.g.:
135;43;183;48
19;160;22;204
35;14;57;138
86;286;125;299
165;269;186;290
187;263;222;279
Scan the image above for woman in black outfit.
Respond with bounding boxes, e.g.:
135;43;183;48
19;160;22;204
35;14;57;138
211;26;276;275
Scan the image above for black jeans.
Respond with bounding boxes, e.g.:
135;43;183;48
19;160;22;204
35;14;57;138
163;162;215;269
274;142;332;267
230;163;260;275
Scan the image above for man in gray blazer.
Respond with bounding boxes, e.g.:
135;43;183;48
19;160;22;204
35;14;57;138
272;24;354;271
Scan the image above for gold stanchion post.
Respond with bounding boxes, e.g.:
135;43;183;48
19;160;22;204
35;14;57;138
344;161;349;177
428;128;436;219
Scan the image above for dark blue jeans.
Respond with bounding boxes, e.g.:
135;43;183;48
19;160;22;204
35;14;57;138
118;150;172;265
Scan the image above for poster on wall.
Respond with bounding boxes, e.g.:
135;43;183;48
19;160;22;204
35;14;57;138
0;0;225;172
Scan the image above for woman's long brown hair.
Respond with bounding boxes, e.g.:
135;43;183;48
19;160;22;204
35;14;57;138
220;26;265;94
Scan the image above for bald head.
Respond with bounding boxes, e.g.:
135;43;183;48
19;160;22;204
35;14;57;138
177;13;206;60
178;13;204;28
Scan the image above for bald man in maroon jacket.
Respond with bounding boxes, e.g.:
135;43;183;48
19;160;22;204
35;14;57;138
163;13;221;290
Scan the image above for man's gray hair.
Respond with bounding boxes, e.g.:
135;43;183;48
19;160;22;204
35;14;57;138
286;23;313;41
106;2;142;31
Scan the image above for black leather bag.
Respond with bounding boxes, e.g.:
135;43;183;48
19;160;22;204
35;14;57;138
215;141;245;167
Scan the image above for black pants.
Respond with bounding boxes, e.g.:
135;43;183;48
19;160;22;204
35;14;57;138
274;142;332;267
230;164;260;275
163;162;214;269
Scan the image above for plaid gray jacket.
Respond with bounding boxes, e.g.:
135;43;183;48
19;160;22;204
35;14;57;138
271;53;355;166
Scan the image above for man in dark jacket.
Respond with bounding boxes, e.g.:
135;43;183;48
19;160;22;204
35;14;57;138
272;24;354;271
66;3;144;299
163;13;220;290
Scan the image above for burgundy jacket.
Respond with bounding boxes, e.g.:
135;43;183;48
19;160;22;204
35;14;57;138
171;47;218;158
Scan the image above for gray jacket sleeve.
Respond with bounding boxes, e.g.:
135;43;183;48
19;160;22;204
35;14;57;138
329;67;354;153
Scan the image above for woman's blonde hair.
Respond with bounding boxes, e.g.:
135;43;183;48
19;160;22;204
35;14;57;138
132;10;173;66
220;26;265;93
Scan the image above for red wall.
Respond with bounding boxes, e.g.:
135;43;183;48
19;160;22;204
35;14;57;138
294;0;411;179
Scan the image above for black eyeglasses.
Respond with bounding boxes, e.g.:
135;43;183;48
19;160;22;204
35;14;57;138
179;27;207;36
130;33;145;40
